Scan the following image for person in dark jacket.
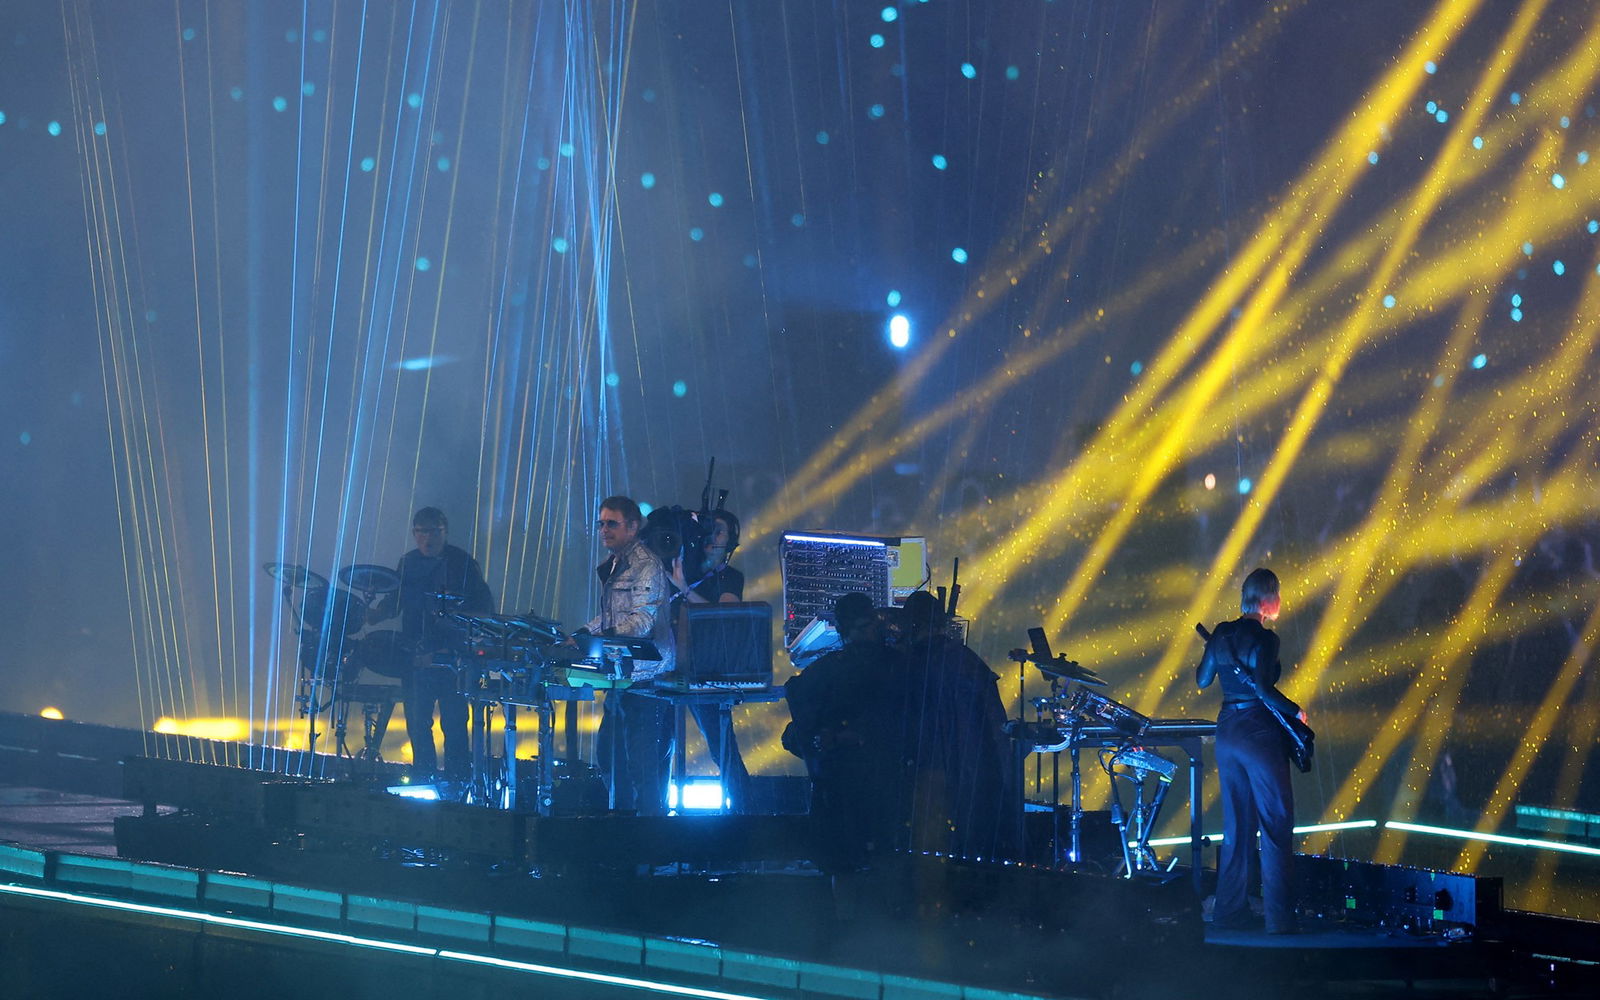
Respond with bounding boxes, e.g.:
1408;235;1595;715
370;506;494;782
783;592;903;872
1197;567;1299;934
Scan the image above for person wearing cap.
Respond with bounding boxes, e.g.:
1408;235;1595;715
782;592;904;872
898;590;1017;860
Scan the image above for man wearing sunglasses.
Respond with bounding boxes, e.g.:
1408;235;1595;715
586;495;676;814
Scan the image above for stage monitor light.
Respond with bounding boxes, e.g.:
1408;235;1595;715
668;779;727;812
387;783;441;801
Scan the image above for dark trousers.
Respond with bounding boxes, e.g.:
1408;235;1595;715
1215;702;1296;930
598;690;674;815
688;703;750;804
405;665;469;779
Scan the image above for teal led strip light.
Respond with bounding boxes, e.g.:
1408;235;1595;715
1385;821;1600;858
1142;818;1377;848
0;883;777;1000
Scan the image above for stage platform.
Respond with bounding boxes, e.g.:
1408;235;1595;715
2;713;1598;999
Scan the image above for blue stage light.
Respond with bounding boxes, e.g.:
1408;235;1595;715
1367;151;1379;165
1006;66;1019;81
868;104;885;119
302;82;316;97
94;122;106;136
1435;109;1449;123
1511;308;1523;322
1511;293;1522;306
1425;60;1437;74
888;314;911;349
932;154;947;170
1510;91;1521;105
881;6;898;22
951;247;968;263
47;120;61;136
552;237;569;254
0;111;7;125
1553;260;1565;275
1382;294;1396;308
815;131;829;144
870;34;885;49
537;156;550;170
886;289;901;307
1589;220;1598;234
640;172;655;189
1130;361;1143;375
313;28;327;43
1472;354;1487;369
1522;241;1533;256
1580;151;1591;165
1553;173;1566;189
1238;478;1252;495
791;213;805;227
689;227;704;241
415;257;431;272
672;380;687;398
272;96;288;112
960;62;976;79
360;156;375;172
183;27;196;42
407;92;422;109
604;373;620;388
436;156;450;172
708;192;723;207
1472;136;1483;149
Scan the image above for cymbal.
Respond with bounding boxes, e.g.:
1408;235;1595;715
339;563;402;595
264;562;329;590
1033;655;1108;687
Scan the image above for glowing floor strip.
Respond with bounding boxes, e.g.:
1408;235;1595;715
1385;821;1600;858
1142;818;1378;848
0;883;777;1000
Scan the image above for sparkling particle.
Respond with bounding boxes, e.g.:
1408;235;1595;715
1472;354;1487;369
1005;66;1020;81
1426;101;1438;114
672;380;687;398
641;172;656;189
1511;308;1523;322
559;142;575;157
182;27;196;42
1382;294;1396;309
272;96;288;112
1435;109;1449;123
816;131;830;144
1588;220;1598;234
1553;260;1566;276
932;154;948;170
1552;173;1566;189
1510;91;1521;105
1522;241;1534;256
436;156;450;171
689;227;704;242
604;372;620;388
415;257;432;272
868;104;885;119
1238;478;1253;495
407;92;422;109
1561;116;1571;129
791;213;805;227
302;82;316;97
1580;151;1591;165
1511;293;1522;307
708;192;723;207
1203;474;1216;490
960;62;977;80
1130;361;1143;375
1425;60;1437;74
881;6;898;22
1472;136;1484;149
1367;151;1379;165
870;34;885;49
47;120;61;136
552;237;569;254
886;289;902;307
359;156;375;172
951;247;968;263
93;122;106;136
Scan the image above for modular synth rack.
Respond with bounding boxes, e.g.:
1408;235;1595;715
779;530;927;646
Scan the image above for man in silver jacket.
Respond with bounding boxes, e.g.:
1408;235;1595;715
588;495;676;813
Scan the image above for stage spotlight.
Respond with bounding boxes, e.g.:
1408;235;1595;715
387;783;441;801
668;778;727;812
888;314;911;349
